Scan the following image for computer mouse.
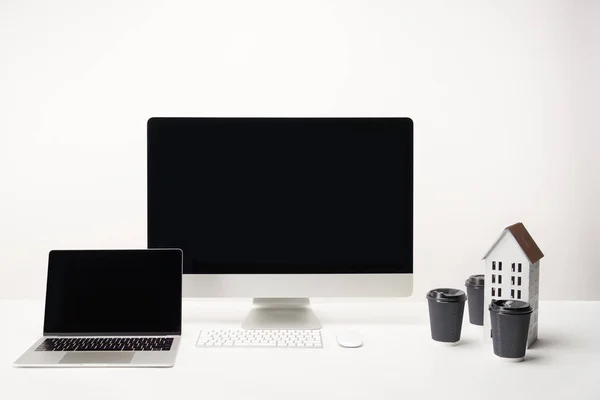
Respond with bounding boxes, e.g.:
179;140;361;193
336;331;363;348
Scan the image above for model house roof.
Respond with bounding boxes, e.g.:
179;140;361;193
482;222;544;264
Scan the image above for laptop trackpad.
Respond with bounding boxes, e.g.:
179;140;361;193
60;352;134;364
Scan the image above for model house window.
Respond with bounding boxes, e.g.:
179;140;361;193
511;263;515;272
518;277;522;286
498;288;502;297
499;275;503;284
498;262;502;271
511;276;515;285
517;290;521;299
492;261;496;270
511;289;515;298
492;274;495;283
491;287;495;296
518;263;522;273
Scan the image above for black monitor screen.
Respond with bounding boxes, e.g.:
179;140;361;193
148;118;413;274
43;250;182;335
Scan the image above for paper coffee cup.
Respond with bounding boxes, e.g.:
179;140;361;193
426;288;467;344
489;300;533;362
465;275;485;326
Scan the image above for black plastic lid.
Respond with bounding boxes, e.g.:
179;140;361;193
426;288;467;303
465;274;485;288
489;300;533;315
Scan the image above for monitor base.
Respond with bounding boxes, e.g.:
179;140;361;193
242;298;322;330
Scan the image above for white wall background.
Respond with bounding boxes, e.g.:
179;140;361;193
1;0;599;300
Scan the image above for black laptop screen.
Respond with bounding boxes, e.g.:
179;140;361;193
43;250;182;335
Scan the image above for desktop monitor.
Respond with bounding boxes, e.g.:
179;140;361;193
147;117;413;329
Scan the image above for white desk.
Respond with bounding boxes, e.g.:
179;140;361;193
1;299;598;400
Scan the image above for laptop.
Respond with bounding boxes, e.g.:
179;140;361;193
13;249;182;368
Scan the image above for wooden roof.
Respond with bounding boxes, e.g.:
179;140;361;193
482;222;544;264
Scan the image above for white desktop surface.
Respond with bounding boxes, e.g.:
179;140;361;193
1;299;598;400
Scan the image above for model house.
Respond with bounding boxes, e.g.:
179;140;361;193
482;222;544;347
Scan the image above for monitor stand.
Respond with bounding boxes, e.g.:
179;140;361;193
241;298;322;330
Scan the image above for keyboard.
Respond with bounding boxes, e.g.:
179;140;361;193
196;329;323;348
35;337;174;352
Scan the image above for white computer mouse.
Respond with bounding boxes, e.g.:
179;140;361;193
336;331;363;348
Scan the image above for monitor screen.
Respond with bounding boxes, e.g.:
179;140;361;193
148;118;413;274
43;250;182;335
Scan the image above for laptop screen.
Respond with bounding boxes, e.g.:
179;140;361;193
43;250;182;336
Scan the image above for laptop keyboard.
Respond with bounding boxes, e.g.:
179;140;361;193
35;337;173;352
